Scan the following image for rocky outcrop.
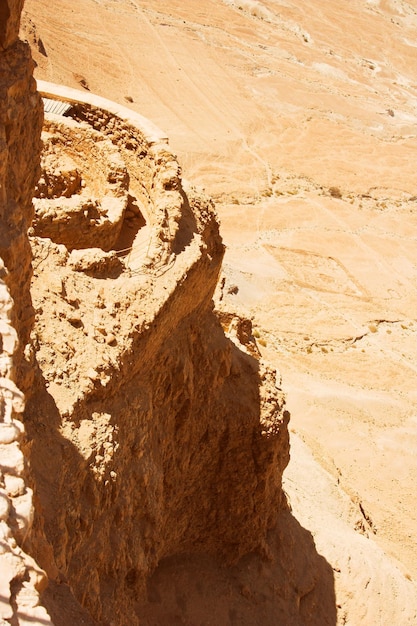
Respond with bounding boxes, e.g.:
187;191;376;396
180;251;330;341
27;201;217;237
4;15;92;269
0;4;50;623
33;118;130;251
2;4;290;621
20;86;291;625
0;1;24;50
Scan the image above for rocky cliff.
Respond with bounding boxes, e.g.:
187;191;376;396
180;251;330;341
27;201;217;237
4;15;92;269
14;0;417;623
1;5;291;624
0;3;50;623
24;85;289;625
0;0;42;393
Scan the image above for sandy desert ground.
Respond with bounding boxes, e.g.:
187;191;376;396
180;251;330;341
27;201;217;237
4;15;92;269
21;0;417;622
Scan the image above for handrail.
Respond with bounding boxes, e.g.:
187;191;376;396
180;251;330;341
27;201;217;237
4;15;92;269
37;80;169;147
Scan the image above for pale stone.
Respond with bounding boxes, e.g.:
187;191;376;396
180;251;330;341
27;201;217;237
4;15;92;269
4;474;25;497
0;520;11;542
68;248;124;277
0;442;25;475
0;377;25;422
0;551;25;619
0;320;18;355
106;333;116;345
0;354;13;377
0;279;12;314
0;423;20;444
87;367;98;380
9;489;34;542
0;492;10;521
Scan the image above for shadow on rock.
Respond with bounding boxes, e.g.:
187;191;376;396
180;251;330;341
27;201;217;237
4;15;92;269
22;267;335;625
135;506;337;626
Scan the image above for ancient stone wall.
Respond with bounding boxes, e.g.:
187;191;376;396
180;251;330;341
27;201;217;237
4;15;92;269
37;81;185;266
33;116;130;252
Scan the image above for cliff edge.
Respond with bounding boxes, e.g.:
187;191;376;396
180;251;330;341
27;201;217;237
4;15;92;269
1;5;293;624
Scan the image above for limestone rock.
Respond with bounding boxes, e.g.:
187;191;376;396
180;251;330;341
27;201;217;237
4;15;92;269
4;474;26;497
0;0;25;50
0;443;24;480
8;488;34;542
68;247;124;277
35;153;81;198
0;422;21;444
0;378;25;421
0;36;43;392
0;491;10;521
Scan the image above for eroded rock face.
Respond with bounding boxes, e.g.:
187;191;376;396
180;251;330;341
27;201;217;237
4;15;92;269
22;87;291;625
0;13;52;624
0;10;291;617
28;247;289;624
0;0;25;50
0;33;43;392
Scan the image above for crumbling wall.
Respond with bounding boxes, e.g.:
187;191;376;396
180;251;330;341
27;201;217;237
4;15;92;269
37;81;186;266
33;118;130;251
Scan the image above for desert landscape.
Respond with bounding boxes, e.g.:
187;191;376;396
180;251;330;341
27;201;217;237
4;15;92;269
0;0;415;624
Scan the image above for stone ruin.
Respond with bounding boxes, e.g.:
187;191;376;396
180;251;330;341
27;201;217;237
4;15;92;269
32;80;186;275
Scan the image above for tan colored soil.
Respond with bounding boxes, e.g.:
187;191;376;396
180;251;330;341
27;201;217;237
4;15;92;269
21;0;417;624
